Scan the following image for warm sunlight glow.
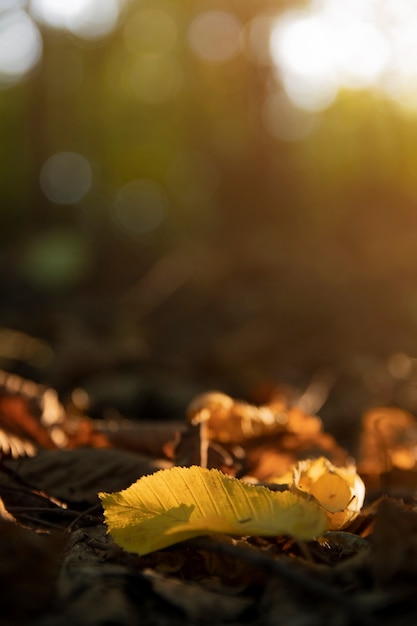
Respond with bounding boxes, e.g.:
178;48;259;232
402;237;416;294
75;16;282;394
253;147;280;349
127;55;182;103
270;13;339;111
123;8;178;55
270;0;417;112
336;23;390;88
188;11;242;64
274;16;335;79
245;14;274;64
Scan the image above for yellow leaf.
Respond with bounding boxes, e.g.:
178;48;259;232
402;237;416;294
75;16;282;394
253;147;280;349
99;466;328;555
290;457;365;530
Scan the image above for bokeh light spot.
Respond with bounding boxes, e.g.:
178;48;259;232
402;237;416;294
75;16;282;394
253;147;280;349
188;11;242;64
112;180;168;235
387;353;413;379
128;54;182;103
31;0;86;27
270;13;338;111
0;11;42;86
282;71;338;112
270;0;417;112
124;8;178;55
272;15;335;78
244;13;275;64
40;152;92;205
30;0;120;40
337;23;390;88
21;228;91;289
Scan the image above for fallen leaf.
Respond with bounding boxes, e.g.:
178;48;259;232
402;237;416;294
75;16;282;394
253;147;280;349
0;393;56;454
289;457;365;530
4;448;170;506
186;391;348;481
0;369;111;457
187;391;288;444
371;498;417;584
358;407;417;476
99;466;328;556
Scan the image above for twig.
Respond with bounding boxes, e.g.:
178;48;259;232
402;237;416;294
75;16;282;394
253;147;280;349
17;513;64;530
62;502;102;535
5;506;77;514
0;462;67;508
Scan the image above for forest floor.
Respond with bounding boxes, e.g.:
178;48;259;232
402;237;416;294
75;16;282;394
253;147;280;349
1;265;417;626
1;328;417;626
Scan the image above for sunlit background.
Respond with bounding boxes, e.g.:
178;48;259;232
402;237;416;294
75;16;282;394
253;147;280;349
2;0;417;431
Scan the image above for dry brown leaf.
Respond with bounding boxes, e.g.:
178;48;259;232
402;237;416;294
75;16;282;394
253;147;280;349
371;499;417;584
97;417;183;458
0;370;112;457
0;393;57;454
187;391;290;444
243;430;349;482
187;390;348;480
4;448;170;505
358;407;417;477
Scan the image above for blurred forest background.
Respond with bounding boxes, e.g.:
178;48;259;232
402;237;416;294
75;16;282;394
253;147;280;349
2;0;417;444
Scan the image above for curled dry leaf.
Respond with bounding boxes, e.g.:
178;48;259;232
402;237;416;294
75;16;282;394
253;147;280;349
187;391;321;445
99;466;328;556
0;369;111;458
289;457;365;530
358;407;417;476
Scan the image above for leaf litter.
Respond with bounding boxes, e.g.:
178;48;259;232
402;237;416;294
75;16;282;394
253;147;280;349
2;372;417;624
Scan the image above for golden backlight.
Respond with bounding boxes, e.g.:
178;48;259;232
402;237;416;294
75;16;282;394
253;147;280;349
270;0;417;112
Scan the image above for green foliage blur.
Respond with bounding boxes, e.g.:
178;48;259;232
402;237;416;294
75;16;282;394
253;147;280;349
2;0;417;402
